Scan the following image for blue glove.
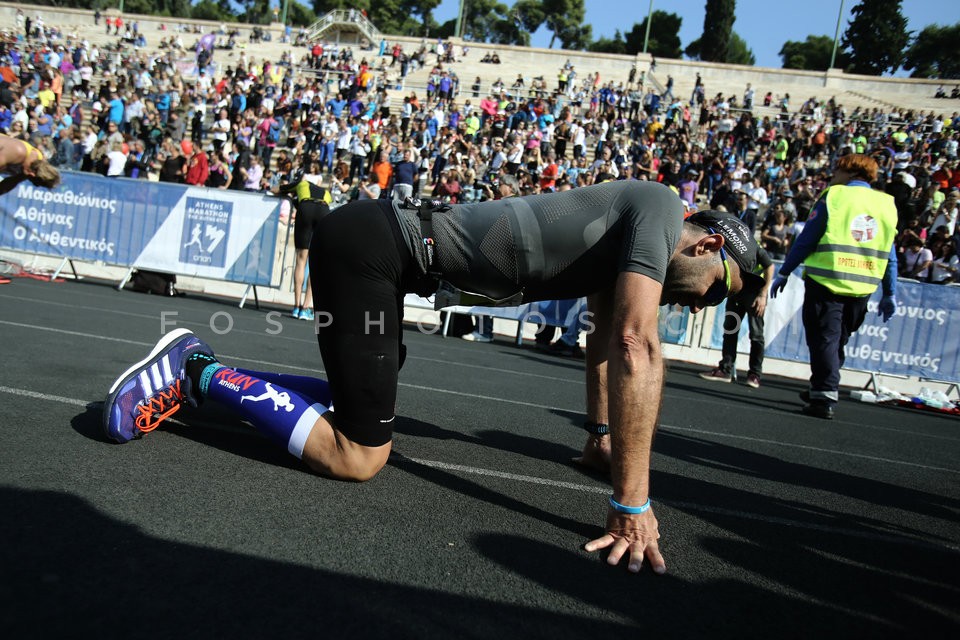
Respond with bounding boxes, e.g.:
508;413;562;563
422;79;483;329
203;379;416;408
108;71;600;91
879;295;897;323
769;275;789;299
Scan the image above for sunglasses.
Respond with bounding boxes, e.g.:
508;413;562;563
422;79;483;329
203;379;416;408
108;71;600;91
703;227;731;307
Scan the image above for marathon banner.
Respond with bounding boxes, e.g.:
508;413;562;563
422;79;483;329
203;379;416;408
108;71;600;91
0;171;281;286
713;271;960;383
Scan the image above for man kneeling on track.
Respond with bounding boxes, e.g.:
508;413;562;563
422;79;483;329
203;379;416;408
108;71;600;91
104;181;764;575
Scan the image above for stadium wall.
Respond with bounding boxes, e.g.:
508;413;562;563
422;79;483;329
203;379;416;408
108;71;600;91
1;0;946;107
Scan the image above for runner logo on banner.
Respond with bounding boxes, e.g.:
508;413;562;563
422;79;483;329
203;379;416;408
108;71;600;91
180;197;231;267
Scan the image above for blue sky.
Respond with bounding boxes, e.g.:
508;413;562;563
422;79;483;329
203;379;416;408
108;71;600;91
430;0;954;70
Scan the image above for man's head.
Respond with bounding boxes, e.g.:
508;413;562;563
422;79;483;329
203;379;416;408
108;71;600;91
665;210;765;312
498;173;519;198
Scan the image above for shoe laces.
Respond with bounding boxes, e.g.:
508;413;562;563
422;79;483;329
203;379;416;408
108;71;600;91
134;378;184;434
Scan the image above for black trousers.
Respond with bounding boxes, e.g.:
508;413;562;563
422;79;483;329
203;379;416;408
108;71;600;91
719;295;764;378
309;200;416;447
801;278;869;405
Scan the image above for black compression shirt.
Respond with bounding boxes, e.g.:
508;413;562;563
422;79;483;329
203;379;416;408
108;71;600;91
395;181;685;302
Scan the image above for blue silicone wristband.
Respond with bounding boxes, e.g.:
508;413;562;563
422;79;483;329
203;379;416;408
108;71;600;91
609;496;651;515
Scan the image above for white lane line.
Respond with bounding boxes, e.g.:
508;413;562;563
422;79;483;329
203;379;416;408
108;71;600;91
0;320;316;374
0;294;313;344
398;455;608;494
0;297;580;384
2;384;957;554
2;319;959;472
390;455;959;555
660;425;960;475
0;386;90;407
399;382;570;412
5;296;960;443
0;320;155;347
8;303;960;448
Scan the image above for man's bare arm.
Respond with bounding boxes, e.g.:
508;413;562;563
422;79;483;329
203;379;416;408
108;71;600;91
607;271;663;508
584;290;611;426
574;290;612;471
585;271;666;574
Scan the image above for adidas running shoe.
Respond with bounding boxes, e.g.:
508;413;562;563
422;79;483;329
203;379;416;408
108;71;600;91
103;328;215;443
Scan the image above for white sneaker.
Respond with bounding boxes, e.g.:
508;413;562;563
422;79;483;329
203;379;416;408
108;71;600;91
462;331;493;343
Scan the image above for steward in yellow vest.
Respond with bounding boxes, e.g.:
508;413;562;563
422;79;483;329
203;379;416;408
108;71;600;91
803;184;897;296
769;154;898;420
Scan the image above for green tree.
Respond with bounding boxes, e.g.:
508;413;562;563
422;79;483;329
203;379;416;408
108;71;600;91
461;0;512;42
113;0;191;16
631;10;682;58
841;0;910;75
685;30;753;65
368;0;423;35
778;35;838;70
543;0;588;49
588;12;681;57
726;31;754;65
408;0;443;27
191;0;237;22
311;0;356;14
903;23;960;79
24;1;97;8
237;0;273;24
448;0;552;46
512;0;547;34
286;1;318;27
699;0;736;63
488;15;531;46
588;29;627;54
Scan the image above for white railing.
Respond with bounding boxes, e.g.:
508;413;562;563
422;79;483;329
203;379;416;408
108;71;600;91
304;9;381;44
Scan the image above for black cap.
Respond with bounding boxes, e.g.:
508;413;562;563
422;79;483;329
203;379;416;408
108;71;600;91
685;210;766;298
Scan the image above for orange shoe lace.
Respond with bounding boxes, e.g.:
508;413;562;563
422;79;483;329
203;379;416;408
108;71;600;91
134;378;184;434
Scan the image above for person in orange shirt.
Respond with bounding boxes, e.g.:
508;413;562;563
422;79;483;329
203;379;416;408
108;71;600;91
0;64;17;85
49;67;63;106
359;68;372;90
539;150;559;191
370;148;393;192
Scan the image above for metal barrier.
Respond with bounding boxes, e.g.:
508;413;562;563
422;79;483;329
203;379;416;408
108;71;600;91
708;272;960;384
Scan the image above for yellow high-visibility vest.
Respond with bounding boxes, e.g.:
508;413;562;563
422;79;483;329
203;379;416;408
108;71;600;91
804;185;897;296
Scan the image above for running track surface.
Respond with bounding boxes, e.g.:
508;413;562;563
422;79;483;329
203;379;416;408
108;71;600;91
1;277;958;638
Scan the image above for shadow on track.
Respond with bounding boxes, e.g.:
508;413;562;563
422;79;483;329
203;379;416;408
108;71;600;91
654;430;960;536
0;487;637;638
474;530;960;638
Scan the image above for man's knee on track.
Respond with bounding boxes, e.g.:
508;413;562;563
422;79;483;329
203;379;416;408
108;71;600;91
300;411;392;482
303;436;390;482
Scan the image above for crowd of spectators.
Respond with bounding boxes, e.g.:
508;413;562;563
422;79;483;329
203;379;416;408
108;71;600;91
1;8;958;284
